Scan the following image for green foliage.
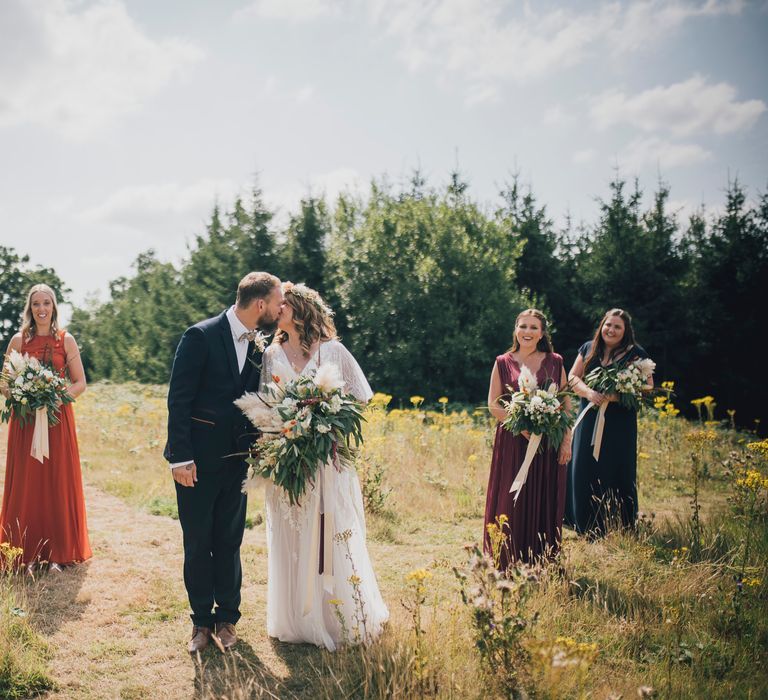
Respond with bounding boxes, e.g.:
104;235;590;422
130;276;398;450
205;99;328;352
327;172;529;400
58;169;766;427
282;196;330;292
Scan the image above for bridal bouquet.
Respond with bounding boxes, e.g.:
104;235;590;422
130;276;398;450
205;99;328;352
1;350;72;428
583;357;656;411
235;363;366;505
500;366;573;501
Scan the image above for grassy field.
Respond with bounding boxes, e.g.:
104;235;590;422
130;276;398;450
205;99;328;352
1;383;767;699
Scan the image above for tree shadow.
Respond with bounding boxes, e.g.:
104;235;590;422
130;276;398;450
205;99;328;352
191;638;321;700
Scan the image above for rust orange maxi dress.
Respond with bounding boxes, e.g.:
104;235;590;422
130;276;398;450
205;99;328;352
1;331;92;565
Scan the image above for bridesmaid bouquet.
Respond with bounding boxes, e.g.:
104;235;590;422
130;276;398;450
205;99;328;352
235;362;366;505
576;357;655;461
583;357;656;411
0;350;73;427
500;366;572;449
500;366;573;501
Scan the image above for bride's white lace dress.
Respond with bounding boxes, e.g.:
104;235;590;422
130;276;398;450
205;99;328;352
261;339;389;650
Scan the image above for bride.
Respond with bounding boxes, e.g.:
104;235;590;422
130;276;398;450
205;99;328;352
260;282;389;650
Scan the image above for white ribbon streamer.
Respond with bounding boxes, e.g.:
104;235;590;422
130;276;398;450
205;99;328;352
30;406;49;464
591;402;608;461
302;461;337;617
509;433;542;503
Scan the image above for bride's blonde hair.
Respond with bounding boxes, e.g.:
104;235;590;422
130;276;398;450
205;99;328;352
21;284;61;342
275;283;337;356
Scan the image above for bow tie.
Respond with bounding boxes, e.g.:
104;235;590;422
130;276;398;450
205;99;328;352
238;330;260;343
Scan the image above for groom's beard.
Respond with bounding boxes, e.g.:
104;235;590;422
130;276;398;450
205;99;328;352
257;310;279;335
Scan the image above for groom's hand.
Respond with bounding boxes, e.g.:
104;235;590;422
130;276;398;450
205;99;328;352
172;462;198;487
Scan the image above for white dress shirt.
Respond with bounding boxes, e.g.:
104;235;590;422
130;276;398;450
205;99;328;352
170;306;254;469
226;305;252;373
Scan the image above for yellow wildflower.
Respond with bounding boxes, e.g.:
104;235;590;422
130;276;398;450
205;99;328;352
410;396;425;407
438;396;449;404
406;568;433;583
638;452;650;459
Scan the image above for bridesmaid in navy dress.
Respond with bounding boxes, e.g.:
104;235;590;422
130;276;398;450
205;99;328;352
565;309;651;535
483;309;572;568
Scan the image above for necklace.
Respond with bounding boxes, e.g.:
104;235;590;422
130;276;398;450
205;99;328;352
283;342;315;373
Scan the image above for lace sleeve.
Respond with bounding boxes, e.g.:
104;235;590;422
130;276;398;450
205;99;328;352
327;341;373;402
259;345;276;392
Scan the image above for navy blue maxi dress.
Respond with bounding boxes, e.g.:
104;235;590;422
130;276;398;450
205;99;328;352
565;341;649;535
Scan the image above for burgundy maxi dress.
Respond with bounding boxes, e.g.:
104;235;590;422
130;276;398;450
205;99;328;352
483;352;567;568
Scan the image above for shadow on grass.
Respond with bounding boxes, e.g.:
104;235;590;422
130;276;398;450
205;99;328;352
568;574;660;622
192;637;322;699
27;561;89;635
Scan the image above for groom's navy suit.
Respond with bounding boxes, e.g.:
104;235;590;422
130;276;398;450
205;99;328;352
164;311;261;627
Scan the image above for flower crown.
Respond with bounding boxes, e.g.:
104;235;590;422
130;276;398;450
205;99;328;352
283;282;334;318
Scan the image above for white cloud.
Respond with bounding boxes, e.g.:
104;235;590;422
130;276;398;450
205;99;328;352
544;105;574;126
572;149;597;164
362;0;744;96
591;75;766;136
80;179;242;228
234;0;343;21
0;0;203;139
619;136;712;170
608;0;744;52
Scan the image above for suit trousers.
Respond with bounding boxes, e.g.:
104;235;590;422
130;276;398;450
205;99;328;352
175;461;248;627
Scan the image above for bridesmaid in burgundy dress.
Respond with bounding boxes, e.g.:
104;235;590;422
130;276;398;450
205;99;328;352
483;309;572;568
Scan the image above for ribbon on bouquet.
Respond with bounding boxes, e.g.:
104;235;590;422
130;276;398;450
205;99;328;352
30;407;49;464
570;401;609;461
302;460;337;617
591;402;608;461
509;433;542;503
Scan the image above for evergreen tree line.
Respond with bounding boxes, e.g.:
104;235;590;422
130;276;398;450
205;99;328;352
3;172;766;426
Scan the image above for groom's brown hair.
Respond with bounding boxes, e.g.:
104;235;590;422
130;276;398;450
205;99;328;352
236;272;280;308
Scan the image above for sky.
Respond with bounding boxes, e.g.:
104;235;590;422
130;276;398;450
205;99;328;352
1;0;767;316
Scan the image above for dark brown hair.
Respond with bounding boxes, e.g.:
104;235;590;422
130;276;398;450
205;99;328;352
583;308;637;369
235;272;280;309
274;283;338;356
508;308;554;353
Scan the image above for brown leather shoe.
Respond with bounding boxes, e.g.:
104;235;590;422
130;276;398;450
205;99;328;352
188;625;212;655
213;622;237;651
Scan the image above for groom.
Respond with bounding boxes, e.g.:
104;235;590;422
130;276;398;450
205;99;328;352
164;271;283;654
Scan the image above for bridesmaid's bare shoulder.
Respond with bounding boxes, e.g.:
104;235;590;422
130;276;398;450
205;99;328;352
7;333;23;353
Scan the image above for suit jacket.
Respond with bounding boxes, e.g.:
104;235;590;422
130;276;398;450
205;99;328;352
164;311;262;472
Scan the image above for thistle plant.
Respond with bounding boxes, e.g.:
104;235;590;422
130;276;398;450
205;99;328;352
685;430;716;558
454;544;539;695
529;636;598;700
403;568;432;696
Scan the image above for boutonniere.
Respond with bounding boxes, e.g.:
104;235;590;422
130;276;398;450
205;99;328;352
252;332;268;353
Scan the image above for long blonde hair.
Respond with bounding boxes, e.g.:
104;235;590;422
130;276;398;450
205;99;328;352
21;284;60;342
275;283;337;356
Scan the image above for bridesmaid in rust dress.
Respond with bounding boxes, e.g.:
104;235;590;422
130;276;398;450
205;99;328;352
0;284;91;570
483;309;572;568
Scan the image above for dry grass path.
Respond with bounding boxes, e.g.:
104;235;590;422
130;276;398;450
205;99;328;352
0;427;477;700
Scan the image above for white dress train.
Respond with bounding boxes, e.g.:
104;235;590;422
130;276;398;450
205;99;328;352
261;340;389;650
